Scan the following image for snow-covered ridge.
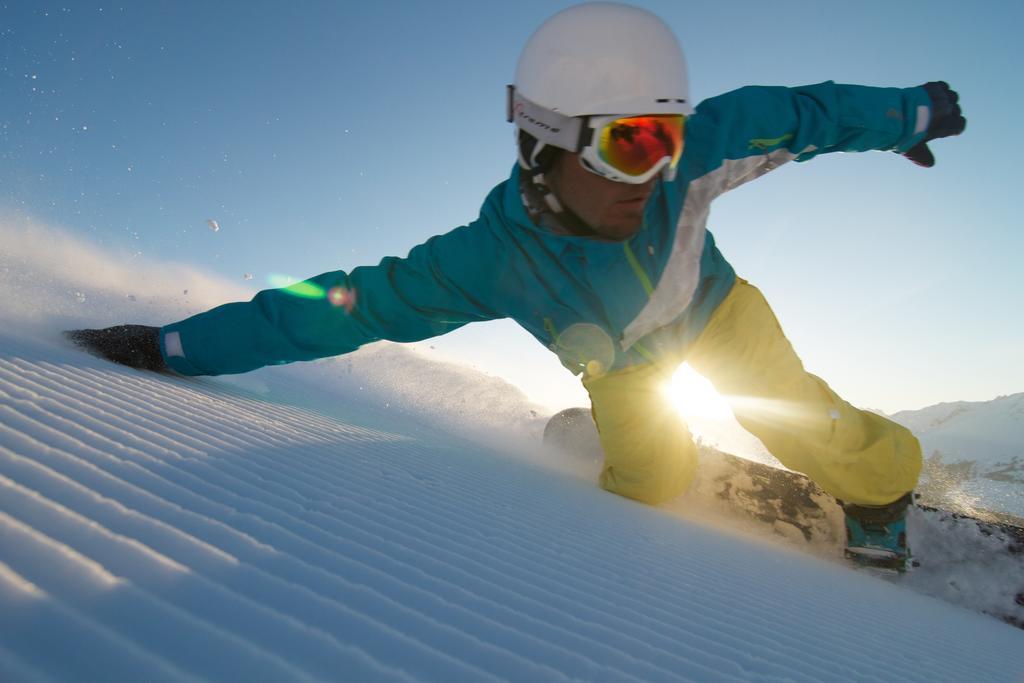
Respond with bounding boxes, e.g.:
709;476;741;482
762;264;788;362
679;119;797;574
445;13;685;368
887;393;1024;516
890;392;1024;469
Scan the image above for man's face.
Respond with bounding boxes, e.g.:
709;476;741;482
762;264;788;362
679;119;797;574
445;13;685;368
545;150;658;241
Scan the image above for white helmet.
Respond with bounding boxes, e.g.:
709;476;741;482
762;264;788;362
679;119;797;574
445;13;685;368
509;2;693;174
515;2;692;118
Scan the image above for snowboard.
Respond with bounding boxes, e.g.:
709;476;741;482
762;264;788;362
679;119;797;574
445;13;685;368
543;407;1024;630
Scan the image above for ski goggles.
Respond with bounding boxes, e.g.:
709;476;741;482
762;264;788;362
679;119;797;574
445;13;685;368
508;87;687;184
578;114;685;184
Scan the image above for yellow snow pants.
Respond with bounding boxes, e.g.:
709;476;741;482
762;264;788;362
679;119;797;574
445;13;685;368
583;279;922;507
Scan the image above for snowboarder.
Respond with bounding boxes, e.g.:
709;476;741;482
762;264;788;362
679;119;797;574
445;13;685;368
67;3;965;571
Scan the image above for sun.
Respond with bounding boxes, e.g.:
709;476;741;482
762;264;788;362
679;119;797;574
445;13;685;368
666;363;734;421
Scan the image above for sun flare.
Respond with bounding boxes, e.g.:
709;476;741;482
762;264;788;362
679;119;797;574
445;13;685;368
667;363;734;421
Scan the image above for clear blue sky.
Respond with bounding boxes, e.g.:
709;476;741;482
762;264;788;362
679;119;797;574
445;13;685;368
2;0;1021;413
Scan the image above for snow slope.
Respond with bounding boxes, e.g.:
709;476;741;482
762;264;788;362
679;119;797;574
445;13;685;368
3;334;1024;682
2;218;1023;681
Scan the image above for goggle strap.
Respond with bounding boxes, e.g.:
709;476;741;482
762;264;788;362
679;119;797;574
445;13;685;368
577;120;596;155
508;87;585;153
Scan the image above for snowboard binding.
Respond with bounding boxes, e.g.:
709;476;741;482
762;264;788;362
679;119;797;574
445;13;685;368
841;492;915;572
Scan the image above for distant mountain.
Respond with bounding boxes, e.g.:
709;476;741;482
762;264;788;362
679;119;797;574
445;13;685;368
890;393;1024;476
888;393;1024;514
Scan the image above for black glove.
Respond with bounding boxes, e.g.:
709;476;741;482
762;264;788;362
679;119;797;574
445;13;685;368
902;81;966;168
64;324;167;372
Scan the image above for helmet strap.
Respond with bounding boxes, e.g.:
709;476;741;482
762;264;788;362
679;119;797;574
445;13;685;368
516;129;559;173
519;163;599;238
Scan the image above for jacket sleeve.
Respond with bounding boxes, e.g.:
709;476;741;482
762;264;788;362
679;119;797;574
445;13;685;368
160;219;503;376
681;81;933;194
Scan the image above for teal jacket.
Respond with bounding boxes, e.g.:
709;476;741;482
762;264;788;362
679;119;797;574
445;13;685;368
160;81;933;378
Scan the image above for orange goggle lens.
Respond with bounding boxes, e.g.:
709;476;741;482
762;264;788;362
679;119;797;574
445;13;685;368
597;115;685;177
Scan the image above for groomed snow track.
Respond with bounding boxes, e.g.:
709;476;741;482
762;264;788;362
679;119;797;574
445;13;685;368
1;333;1022;682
